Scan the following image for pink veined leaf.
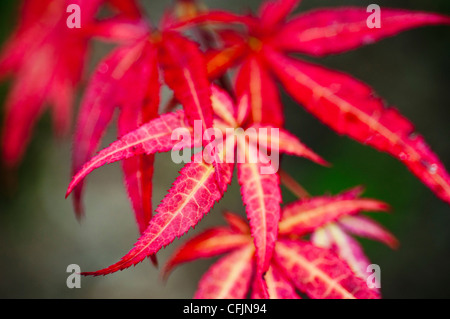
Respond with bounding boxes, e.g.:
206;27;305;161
209;86;241;192
273;7;450;56
235;56;284;127
265;48;450;205
163;226;251;278
247;123;329;166
264;264;301;299
122;153;157;267
82;153;234;276
70;41;150;216
117;43;160;239
237;139;281;277
158;31;228;189
159;31;213;133
274;239;379;299
223;211;250;235
278;187;389;236
118;134;156;217
194;244;255;299
338;215;399;249
258;0;301;30
322;223;374;282
67;110;192;198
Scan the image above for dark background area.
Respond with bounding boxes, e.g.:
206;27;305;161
0;0;449;298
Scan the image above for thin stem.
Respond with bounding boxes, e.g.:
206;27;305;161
279;169;310;200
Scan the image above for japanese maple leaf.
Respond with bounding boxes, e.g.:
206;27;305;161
279;171;398;281
311;214;399;281
282;186;398;282
66;85;327;277
69;8;218;223
0;0;141;166
178;0;450;205
163;186;394;299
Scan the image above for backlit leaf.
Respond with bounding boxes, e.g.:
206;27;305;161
274;240;379;299
266;49;450;205
82;153;234;276
194;244;254;299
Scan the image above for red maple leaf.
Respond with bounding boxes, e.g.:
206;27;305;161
177;0;450;204
163;186;394;299
2;0;448;300
61;0;449;293
69;5;221;227
67;84;325;276
0;0;141;166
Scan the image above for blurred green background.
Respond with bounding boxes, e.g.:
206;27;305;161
0;0;449;298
